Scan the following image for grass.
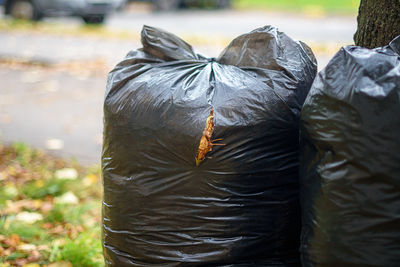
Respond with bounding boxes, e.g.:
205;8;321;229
233;0;360;15
52;232;103;267
0;142;103;267
0;219;47;241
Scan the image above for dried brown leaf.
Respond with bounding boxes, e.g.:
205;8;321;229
4;234;20;248
27;249;41;262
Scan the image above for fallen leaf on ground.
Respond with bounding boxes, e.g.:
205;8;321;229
13;258;28;266
49;225;65;235
37;245;50;251
40;201;54;213
47;261;73;267
45;139;64;150
54;168;77;180
17;244;37;251
4;234;20;248
55;191;79;205
15;212;43;224
3;199;44;215
27;249;41;262
83;174;98;186
2;248;13;257
22;264;40;267
41;222;55;229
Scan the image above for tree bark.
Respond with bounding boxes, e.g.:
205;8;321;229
354;0;400;48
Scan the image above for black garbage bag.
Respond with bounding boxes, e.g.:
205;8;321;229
102;25;317;266
300;36;400;267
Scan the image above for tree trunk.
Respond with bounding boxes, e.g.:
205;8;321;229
354;0;400;48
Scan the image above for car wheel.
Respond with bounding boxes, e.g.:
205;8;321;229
9;0;42;21
153;0;180;11
82;15;105;24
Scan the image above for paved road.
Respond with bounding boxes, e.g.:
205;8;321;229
106;9;357;44
0;66;106;164
39;5;357;44
0;6;358;164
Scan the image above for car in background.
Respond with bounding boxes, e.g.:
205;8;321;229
141;0;231;11
3;0;125;23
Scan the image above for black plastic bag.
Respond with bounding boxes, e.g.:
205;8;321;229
300;36;400;266
102;25;317;266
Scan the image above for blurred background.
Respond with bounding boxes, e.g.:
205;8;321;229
0;0;360;163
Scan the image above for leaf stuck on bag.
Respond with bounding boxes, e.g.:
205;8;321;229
195;108;224;166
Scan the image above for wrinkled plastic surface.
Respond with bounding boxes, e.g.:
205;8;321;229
300;36;400;267
102;25;317;266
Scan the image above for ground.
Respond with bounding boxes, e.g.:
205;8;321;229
0;142;103;267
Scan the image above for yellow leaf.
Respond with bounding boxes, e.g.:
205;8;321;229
35;180;45;187
83;174;98;186
22;264;40;267
7;166;17;176
33;199;43;209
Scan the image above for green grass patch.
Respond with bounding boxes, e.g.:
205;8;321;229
233;0;360;15
0;142;103;266
51;231;104;267
46;201;99;225
0;218;48;241
22;178;70;199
